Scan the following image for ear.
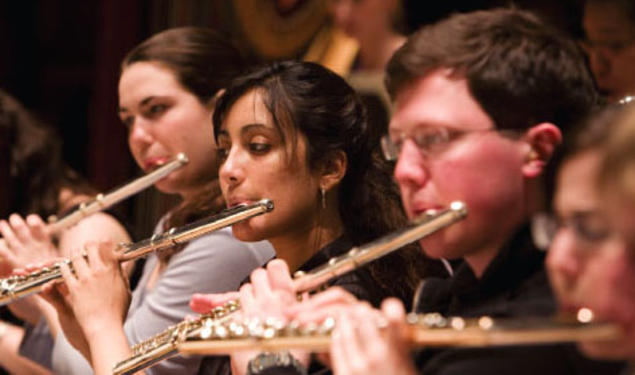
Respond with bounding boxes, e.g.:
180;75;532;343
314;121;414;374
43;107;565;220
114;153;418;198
318;150;348;191
522;123;562;178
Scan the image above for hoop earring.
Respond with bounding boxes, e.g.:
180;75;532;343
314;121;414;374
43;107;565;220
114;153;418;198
320;187;326;209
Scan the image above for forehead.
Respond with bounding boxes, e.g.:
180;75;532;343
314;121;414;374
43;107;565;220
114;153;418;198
118;62;183;104
221;89;274;133
555;151;601;213
389;69;495;135
583;2;635;37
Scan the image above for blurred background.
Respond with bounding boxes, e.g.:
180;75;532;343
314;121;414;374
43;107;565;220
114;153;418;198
0;0;585;235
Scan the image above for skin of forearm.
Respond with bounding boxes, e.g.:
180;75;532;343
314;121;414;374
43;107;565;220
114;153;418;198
86;323;138;375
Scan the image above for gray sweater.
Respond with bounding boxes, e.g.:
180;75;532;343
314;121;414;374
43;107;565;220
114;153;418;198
20;227;274;375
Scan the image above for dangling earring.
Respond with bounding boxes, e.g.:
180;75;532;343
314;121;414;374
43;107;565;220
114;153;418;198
320;187;326;209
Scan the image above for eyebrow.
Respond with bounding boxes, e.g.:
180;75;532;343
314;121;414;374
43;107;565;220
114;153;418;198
218;123;272;137
117;96;160;114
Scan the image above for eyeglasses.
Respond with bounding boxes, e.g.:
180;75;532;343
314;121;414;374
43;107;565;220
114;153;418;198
381;126;520;162
542;211;612;250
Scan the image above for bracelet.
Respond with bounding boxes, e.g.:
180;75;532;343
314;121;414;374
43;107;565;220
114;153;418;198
247;351;308;375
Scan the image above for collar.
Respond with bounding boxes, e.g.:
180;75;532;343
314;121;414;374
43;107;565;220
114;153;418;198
449;223;545;300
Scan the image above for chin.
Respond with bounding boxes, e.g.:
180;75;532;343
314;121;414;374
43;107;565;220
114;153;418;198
154;178;181;195
419;228;465;260
231;221;267;243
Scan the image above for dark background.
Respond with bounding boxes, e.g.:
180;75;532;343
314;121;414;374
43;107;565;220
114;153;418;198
0;0;584;235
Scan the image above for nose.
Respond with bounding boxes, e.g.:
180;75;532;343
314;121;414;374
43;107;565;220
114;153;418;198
393;140;430;190
218;147;245;189
547;230;582;284
587;49;611;81
128;118;154;147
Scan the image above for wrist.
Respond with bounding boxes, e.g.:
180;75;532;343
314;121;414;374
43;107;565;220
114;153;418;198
247;351;307;375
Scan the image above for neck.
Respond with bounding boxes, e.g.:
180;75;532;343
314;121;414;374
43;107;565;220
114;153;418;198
465;213;530;279
269;204;344;272
463;243;506;279
358;31;405;71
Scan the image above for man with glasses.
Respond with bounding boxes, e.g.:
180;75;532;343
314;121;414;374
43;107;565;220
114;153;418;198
284;8;624;375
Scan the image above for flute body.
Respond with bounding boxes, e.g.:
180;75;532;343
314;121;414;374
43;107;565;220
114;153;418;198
45;153;189;234
177;313;621;355
0;199;274;305
113;201;468;375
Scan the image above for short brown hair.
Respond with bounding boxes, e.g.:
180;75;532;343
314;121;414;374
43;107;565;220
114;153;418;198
386;8;597;133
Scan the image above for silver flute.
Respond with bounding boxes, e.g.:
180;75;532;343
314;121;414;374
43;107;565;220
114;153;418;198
0;199;274;306
113;201;468;375
0;153;188;246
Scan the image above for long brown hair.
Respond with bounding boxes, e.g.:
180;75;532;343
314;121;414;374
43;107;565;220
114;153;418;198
121;27;246;245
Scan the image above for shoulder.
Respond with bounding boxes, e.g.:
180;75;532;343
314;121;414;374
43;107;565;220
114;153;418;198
57;212;131;253
327;267;386;306
170;227;274;266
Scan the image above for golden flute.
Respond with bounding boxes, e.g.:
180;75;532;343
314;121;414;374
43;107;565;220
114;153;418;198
178;312;621;355
113;201;468;375
0;199;274;306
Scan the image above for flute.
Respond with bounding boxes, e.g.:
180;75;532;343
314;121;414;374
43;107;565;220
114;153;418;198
0;153;188;245
0;199;274;305
113;201;468;375
177;311;621;354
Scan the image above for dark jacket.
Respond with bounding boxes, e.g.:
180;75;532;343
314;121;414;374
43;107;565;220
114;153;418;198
413;224;625;375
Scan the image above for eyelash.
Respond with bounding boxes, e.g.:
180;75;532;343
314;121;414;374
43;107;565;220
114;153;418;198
249;142;270;153
147;104;167;116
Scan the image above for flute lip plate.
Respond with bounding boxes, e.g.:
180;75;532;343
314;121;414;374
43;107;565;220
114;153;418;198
259;199;274;212
450;201;467;216
176;153;189;164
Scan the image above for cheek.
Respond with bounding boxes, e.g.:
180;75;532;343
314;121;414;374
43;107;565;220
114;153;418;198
431;141;523;212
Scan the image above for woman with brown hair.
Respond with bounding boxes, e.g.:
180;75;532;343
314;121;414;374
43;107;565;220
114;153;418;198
31;27;273;375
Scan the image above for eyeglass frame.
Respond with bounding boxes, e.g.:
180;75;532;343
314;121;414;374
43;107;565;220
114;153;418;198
380;125;523;162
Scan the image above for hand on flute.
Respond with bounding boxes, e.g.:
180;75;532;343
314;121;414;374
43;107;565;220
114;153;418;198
0;214;58;276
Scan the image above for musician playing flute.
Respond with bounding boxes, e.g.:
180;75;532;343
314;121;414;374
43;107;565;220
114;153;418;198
208;8;624;375
548;102;635;374
185;60;442;375
31;28;274;375
0;90;132;375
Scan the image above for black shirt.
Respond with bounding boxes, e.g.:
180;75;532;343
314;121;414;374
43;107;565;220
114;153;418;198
413;224;625;375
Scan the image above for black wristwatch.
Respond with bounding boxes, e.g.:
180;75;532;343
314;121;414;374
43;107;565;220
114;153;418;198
246;351;308;375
